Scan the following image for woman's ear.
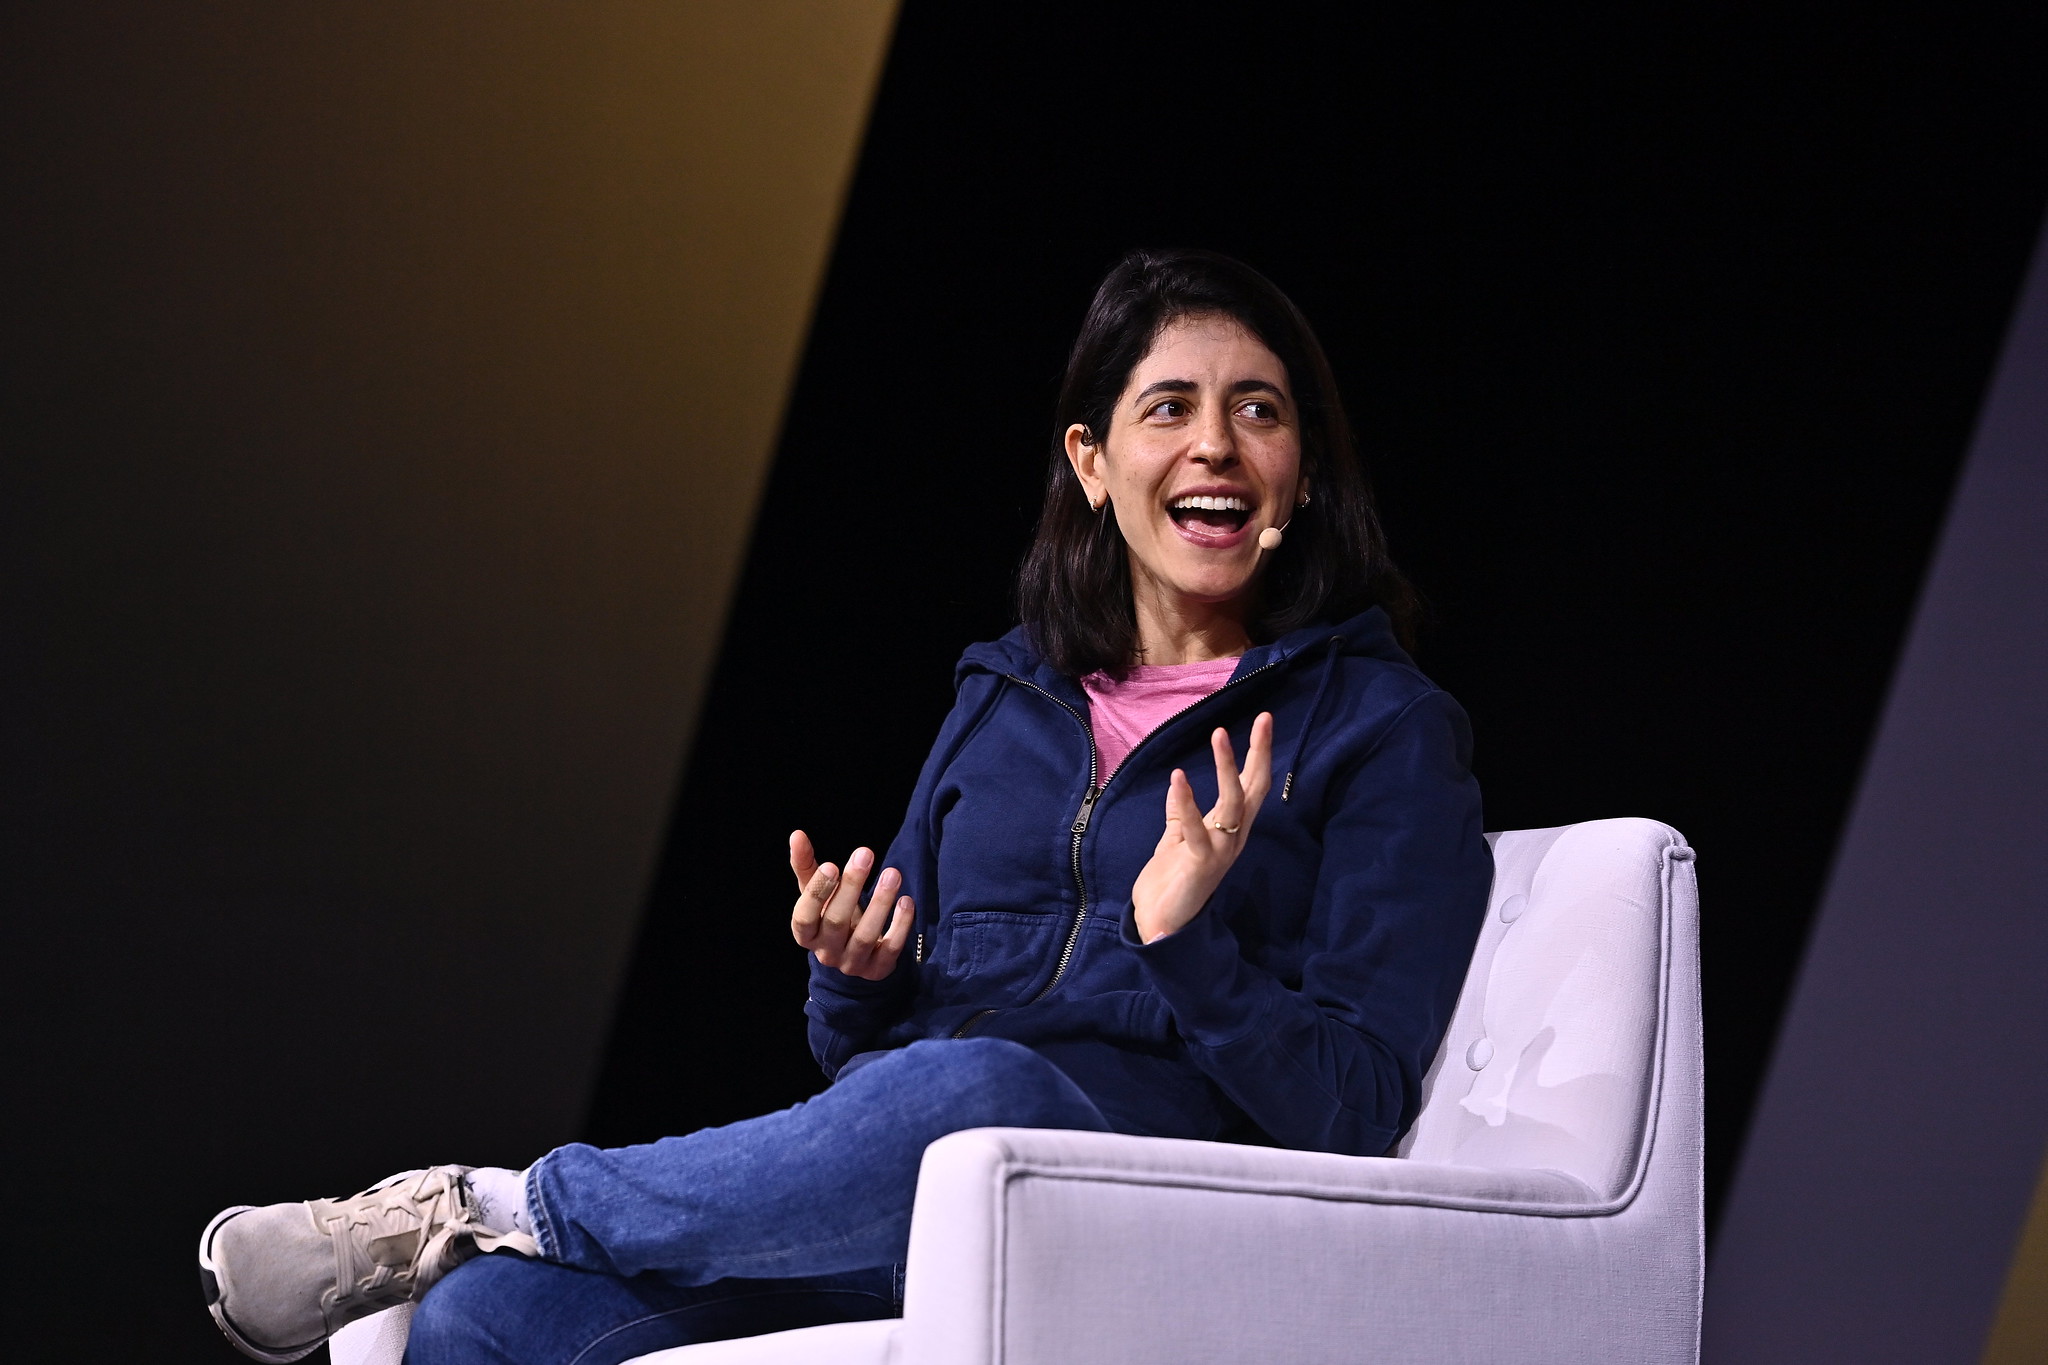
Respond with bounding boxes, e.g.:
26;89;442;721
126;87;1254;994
1065;423;1108;511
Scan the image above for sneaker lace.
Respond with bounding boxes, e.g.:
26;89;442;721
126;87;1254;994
317;1168;486;1329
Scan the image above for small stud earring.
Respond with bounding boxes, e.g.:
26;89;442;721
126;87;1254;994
1090;496;1104;513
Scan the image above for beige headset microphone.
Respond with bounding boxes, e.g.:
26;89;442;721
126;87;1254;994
1257;490;1310;552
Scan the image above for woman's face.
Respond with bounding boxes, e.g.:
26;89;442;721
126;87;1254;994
1067;314;1306;615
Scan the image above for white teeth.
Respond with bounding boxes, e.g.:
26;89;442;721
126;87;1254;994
1170;495;1250;512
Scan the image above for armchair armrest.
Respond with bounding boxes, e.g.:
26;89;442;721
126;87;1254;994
898;1128;1686;1365
914;1125;1605;1211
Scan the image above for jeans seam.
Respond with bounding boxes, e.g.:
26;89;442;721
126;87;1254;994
530;1148;902;1278
704;1210;910;1275
526;1156;561;1261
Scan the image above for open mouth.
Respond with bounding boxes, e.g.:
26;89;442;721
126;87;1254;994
1167;493;1252;537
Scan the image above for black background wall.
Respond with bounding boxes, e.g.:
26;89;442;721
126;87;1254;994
591;2;2048;1233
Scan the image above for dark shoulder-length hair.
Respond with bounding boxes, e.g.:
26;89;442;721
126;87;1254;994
1017;248;1416;677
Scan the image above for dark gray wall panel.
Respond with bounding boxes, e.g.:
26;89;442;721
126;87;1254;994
1706;217;2048;1361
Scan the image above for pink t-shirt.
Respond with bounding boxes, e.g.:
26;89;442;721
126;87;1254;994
1081;655;1242;783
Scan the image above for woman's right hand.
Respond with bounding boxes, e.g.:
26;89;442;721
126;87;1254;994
788;830;914;980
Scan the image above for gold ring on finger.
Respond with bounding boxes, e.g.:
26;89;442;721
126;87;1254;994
1210;818;1241;834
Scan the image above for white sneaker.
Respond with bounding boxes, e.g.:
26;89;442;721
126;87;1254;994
198;1166;538;1363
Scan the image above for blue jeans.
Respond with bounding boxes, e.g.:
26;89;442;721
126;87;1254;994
405;1038;1115;1365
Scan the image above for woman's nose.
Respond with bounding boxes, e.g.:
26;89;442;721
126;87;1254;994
1190;410;1237;465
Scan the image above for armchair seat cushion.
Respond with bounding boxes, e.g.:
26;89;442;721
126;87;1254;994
631;1320;898;1365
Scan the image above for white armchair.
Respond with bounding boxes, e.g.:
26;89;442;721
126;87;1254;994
337;819;1702;1365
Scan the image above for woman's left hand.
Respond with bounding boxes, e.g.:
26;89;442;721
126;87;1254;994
1131;712;1275;943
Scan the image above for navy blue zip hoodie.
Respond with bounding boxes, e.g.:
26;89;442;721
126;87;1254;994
804;606;1491;1158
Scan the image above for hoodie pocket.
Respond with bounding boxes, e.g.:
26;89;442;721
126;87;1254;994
942;910;1063;1005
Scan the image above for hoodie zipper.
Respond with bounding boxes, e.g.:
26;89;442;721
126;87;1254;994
948;652;1302;1038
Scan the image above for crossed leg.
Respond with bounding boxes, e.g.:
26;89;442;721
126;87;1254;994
404;1037;1113;1364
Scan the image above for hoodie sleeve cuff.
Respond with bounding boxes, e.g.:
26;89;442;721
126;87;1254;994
805;956;910;1029
1119;900;1272;1048
808;958;903;998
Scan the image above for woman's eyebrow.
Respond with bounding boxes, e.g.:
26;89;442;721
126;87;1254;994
1130;376;1286;403
1132;378;1197;402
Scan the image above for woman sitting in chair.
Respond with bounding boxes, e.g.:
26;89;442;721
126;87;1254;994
198;248;1493;1365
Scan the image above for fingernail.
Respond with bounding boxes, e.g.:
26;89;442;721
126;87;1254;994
851;848;872;869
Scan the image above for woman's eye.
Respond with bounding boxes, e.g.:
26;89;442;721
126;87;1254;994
1149;399;1188;420
1238;400;1278;422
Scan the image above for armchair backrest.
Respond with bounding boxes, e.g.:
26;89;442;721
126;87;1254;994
1395;819;1694;1202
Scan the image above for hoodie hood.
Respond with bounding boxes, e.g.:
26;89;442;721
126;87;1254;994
958;606;1414;802
956;605;1412;693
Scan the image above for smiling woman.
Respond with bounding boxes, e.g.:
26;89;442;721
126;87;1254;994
195;249;1490;1365
1022;249;1415;680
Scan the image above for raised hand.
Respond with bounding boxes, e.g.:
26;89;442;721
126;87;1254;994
788;830;914;980
1130;712;1275;944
